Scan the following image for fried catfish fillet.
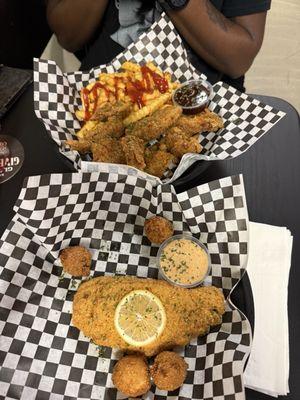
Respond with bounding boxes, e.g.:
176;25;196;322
175;108;224;136
126;105;182;142
120;136;146;170
72;276;225;356
65;139;92;154
90;101;132;121
91;138;126;164
164;127;202;158
144;147;175;178
84;116;125;141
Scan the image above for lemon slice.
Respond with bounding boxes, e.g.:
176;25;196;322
114;290;166;347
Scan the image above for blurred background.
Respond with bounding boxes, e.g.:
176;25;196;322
1;0;299;112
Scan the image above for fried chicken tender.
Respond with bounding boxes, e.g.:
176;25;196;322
90;101;131;121
120;136;146;170
175;108;224;136
126;105;182;142
150;351;188;391
72;276;225;356
164;127;202;158
112;355;151;397
65;139;91;154
91;138;126;164
145;216;174;245
60;246;91;277
144;147;175;178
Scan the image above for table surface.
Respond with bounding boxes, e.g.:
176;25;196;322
1;85;299;400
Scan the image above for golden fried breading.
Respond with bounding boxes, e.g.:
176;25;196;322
65;139;91;154
120;136;146;170
112;355;151;397
90;101;132;122
60;246;91;277
164;127;202;158
72;276;225;356
91;138;126;164
144;148;175;178
84;117;125;141
150;351;188;391
144;216;174;245
175;108;224;136
126;105;182;142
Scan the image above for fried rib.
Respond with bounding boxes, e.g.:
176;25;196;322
120;136;146;170
175;108;224;136
72;276;225;356
126;105;182;142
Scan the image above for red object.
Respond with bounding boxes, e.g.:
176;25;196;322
81;65;169;119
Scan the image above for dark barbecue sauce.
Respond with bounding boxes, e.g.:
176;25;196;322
174;82;210;109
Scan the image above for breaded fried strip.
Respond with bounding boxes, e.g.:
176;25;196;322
120;136;146;170
65;139;91;154
91;138;126;164
90;101;132;121
84;117;125;141
164;127;202;158
126;105;182;142
145;148;175;178
72;276;225;357
175;108;224;136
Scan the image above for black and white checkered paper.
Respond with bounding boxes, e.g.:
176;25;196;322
33;13;285;184
0;171;250;399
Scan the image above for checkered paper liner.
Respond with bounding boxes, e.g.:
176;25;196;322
33;13;285;185
0;171;251;400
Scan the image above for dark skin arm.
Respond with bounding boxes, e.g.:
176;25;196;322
46;0;109;52
46;0;267;78
167;0;267;78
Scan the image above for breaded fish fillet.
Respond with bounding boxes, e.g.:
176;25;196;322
164;127;202;158
120;136;146;170
175;108;224;137
126;105;182;142
72;276;225;356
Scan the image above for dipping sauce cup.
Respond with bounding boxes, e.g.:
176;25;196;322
157;234;211;288
172;79;213;114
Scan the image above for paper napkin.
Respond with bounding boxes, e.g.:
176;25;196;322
244;222;293;397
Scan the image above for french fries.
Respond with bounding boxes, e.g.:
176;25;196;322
77;61;179;125
123;92;171;126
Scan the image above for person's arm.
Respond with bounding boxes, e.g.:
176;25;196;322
46;0;109;52
166;0;268;78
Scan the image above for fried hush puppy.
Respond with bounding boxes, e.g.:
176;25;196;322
60;246;91;277
112;355;151;397
144;216;174;245
150;351;188;391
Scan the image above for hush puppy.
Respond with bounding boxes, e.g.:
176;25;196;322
60;246;91;277
150;351;188;391
112;354;151;397
144;216;174;245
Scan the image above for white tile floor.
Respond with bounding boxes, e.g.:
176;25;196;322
246;0;300;112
